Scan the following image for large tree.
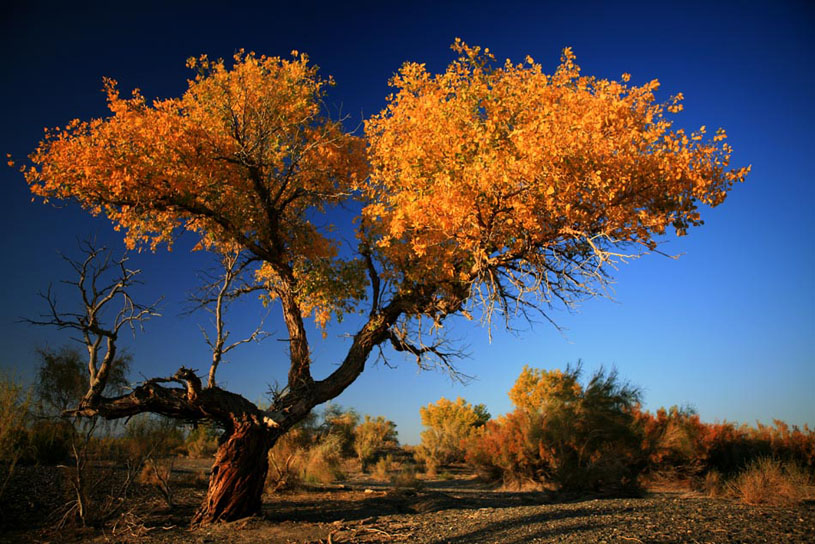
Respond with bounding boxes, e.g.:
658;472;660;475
17;43;748;524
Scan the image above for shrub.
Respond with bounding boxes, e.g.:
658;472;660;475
0;373;31;499
635;407;815;482
391;466;424;491
372;454;394;480
183;423;221;458
703;470;726;498
465;364;644;492
266;428;308;492
35;346;130;416
137;458;175;506
320;404;359;458
415;397;489;474
25;418;76;465
728;457;811;506
354;415;398;471
266;423;346;491
122;414;185;460
303;434;344;484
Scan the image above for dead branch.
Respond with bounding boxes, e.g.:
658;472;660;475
25;240;160;412
187;250;269;388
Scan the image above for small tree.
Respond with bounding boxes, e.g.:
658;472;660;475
35;346;130;416
354;415;398;471
416;397;489;473
17;42;747;523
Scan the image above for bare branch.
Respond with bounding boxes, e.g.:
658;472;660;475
26;240;160;410
188;250;270;389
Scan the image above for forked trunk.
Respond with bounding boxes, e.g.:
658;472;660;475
192;419;273;525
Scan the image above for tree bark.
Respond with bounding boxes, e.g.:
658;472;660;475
192;418;274;525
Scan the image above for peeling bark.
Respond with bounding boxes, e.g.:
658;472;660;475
192;419;274;525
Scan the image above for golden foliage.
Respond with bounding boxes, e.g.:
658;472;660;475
416;396;489;468
364;40;749;319
24;51;368;328
21;41;749;330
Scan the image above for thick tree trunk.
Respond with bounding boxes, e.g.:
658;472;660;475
192;419;274;525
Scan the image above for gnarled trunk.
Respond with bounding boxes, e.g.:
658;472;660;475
192;419;274;525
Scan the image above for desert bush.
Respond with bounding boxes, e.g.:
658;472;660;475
266;426;346;491
183;423;221;458
372;454;394;480
137;458;175;506
728;457;811;506
415;397;489;474
122;414;185;460
465;364;644;492
266;432;304;492
636;407;815;482
635;405;709;480
391;466;424;491
703;469;726;498
354;415;398;471
35;346;130;416
303;434;345;484
0;373;31;500
24;418;76;465
319;403;359;458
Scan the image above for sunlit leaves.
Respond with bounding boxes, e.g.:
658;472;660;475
364;41;749;321
24;51;368;328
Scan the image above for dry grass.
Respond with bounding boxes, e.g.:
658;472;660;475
266;433;345;491
728;457;811;506
702;470;726;498
390;467;424;491
372;455;395;481
303;437;344;484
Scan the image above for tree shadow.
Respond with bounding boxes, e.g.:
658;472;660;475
424;506;627;544
262;486;653;527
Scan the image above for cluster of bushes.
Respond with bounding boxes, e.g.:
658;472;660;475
266;404;401;491
416;363;814;503
635;406;815;479
462;365;644;493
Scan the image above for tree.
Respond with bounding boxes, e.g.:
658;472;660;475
416;396;489;472
17;43;747;523
353;415;398;470
35;346;130;416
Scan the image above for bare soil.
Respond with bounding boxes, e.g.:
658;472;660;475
1;461;813;543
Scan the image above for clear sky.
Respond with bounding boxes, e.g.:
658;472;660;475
1;0;812;444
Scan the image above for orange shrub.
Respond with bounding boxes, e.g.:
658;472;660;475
465;365;644;492
636;407;815;479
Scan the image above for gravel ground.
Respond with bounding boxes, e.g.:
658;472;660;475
2;465;813;543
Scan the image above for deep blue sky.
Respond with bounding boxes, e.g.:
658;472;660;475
1;0;812;444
